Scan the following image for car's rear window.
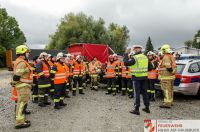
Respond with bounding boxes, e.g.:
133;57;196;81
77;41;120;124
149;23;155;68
176;64;185;74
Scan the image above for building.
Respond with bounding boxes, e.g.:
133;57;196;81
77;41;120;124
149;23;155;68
174;46;200;55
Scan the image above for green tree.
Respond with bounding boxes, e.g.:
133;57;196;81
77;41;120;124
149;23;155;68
145;36;154;54
46;12;130;54
184;40;193;48
0;8;26;50
0;7;26;67
192;30;200;49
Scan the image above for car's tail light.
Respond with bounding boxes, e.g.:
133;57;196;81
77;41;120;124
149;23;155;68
180;76;191;83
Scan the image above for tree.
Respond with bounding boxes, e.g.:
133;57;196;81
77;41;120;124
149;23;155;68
0;8;26;50
192;30;200;49
184;40;193;48
46;12;130;54
145;37;154;54
0;7;26;66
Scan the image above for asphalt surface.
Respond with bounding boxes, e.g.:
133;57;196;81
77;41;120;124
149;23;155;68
0;70;200;132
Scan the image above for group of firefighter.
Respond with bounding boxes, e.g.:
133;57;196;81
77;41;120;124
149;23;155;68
11;43;176;129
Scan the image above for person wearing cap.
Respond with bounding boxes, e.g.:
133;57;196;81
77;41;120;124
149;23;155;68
72;55;85;96
36;52;51;107
124;44;153;115
50;52;68;109
147;51;158;101
12;45;32;129
158;44;176;109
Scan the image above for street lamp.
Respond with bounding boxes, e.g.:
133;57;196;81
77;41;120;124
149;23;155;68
196;37;200;55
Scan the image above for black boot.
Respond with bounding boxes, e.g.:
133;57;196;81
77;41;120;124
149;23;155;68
79;89;85;94
130;107;140;115
150;93;155;102
60;100;67;107
44;96;51;105
15;122;31;129
106;90;112;95
38;97;46;107
54;102;61;109
72;91;76;96
142;107;150;113
32;97;38;103
121;90;126;96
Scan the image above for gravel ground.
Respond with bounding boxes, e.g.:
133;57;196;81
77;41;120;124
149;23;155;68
0;70;200;132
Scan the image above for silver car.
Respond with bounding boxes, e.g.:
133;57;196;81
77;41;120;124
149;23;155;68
155;59;200;96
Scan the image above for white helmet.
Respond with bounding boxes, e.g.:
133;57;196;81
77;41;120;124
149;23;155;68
158;51;163;56
39;52;48;59
66;53;72;58
76;55;81;60
147;51;155;56
168;49;174;54
56;52;65;61
132;45;143;49
48;54;52;58
113;53;118;57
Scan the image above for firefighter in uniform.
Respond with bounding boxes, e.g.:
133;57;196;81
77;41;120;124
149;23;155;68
89;59;99;91
48;54;56;98
82;56;89;88
147;51;158;101
32;56;40;103
12;45;32;129
51;52;67;109
124;45;153;115
36;52;51;107
105;55;117;95
72;55;85;96
64;54;72;98
113;54;121;93
158;44;176;109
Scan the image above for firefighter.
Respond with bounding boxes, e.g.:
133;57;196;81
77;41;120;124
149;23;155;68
124;45;153;115
32;56;40;103
82;56;89;88
48;54;56;98
89;59;99;91
36;52;51;107
72;55;85;96
147;51;158;101
120;60;127;96
113;54;121;93
64;54;72;98
158;44;177;109
105;55;117;95
12;45;32;129
51;52;67;109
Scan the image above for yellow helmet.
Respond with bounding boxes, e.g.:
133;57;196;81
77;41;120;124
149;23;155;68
16;45;30;55
160;44;171;54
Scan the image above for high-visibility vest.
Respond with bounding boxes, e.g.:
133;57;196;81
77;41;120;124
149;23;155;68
126;68;132;79
89;63;97;75
130;54;148;77
11;87;17;101
148;60;158;79
41;61;50;78
73;61;84;76
106;62;116;78
54;62;67;84
14;57;33;84
158;54;176;80
65;64;70;78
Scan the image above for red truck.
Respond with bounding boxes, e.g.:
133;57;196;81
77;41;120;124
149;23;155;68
68;43;114;64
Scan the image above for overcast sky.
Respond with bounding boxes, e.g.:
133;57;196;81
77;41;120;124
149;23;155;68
0;0;200;49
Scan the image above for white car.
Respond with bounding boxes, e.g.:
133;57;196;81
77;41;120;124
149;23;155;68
156;59;200;96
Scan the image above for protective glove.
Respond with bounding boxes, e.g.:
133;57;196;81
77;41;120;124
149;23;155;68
167;68;173;72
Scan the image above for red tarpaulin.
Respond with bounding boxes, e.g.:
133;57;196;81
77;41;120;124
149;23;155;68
68;43;113;64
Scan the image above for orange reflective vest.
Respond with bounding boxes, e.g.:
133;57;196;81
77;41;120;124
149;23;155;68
14;57;33;84
11;87;17;101
148;60;158;79
106;62;116;78
41;61;50;78
121;62;132;79
54;62;67;84
73;61;84;76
